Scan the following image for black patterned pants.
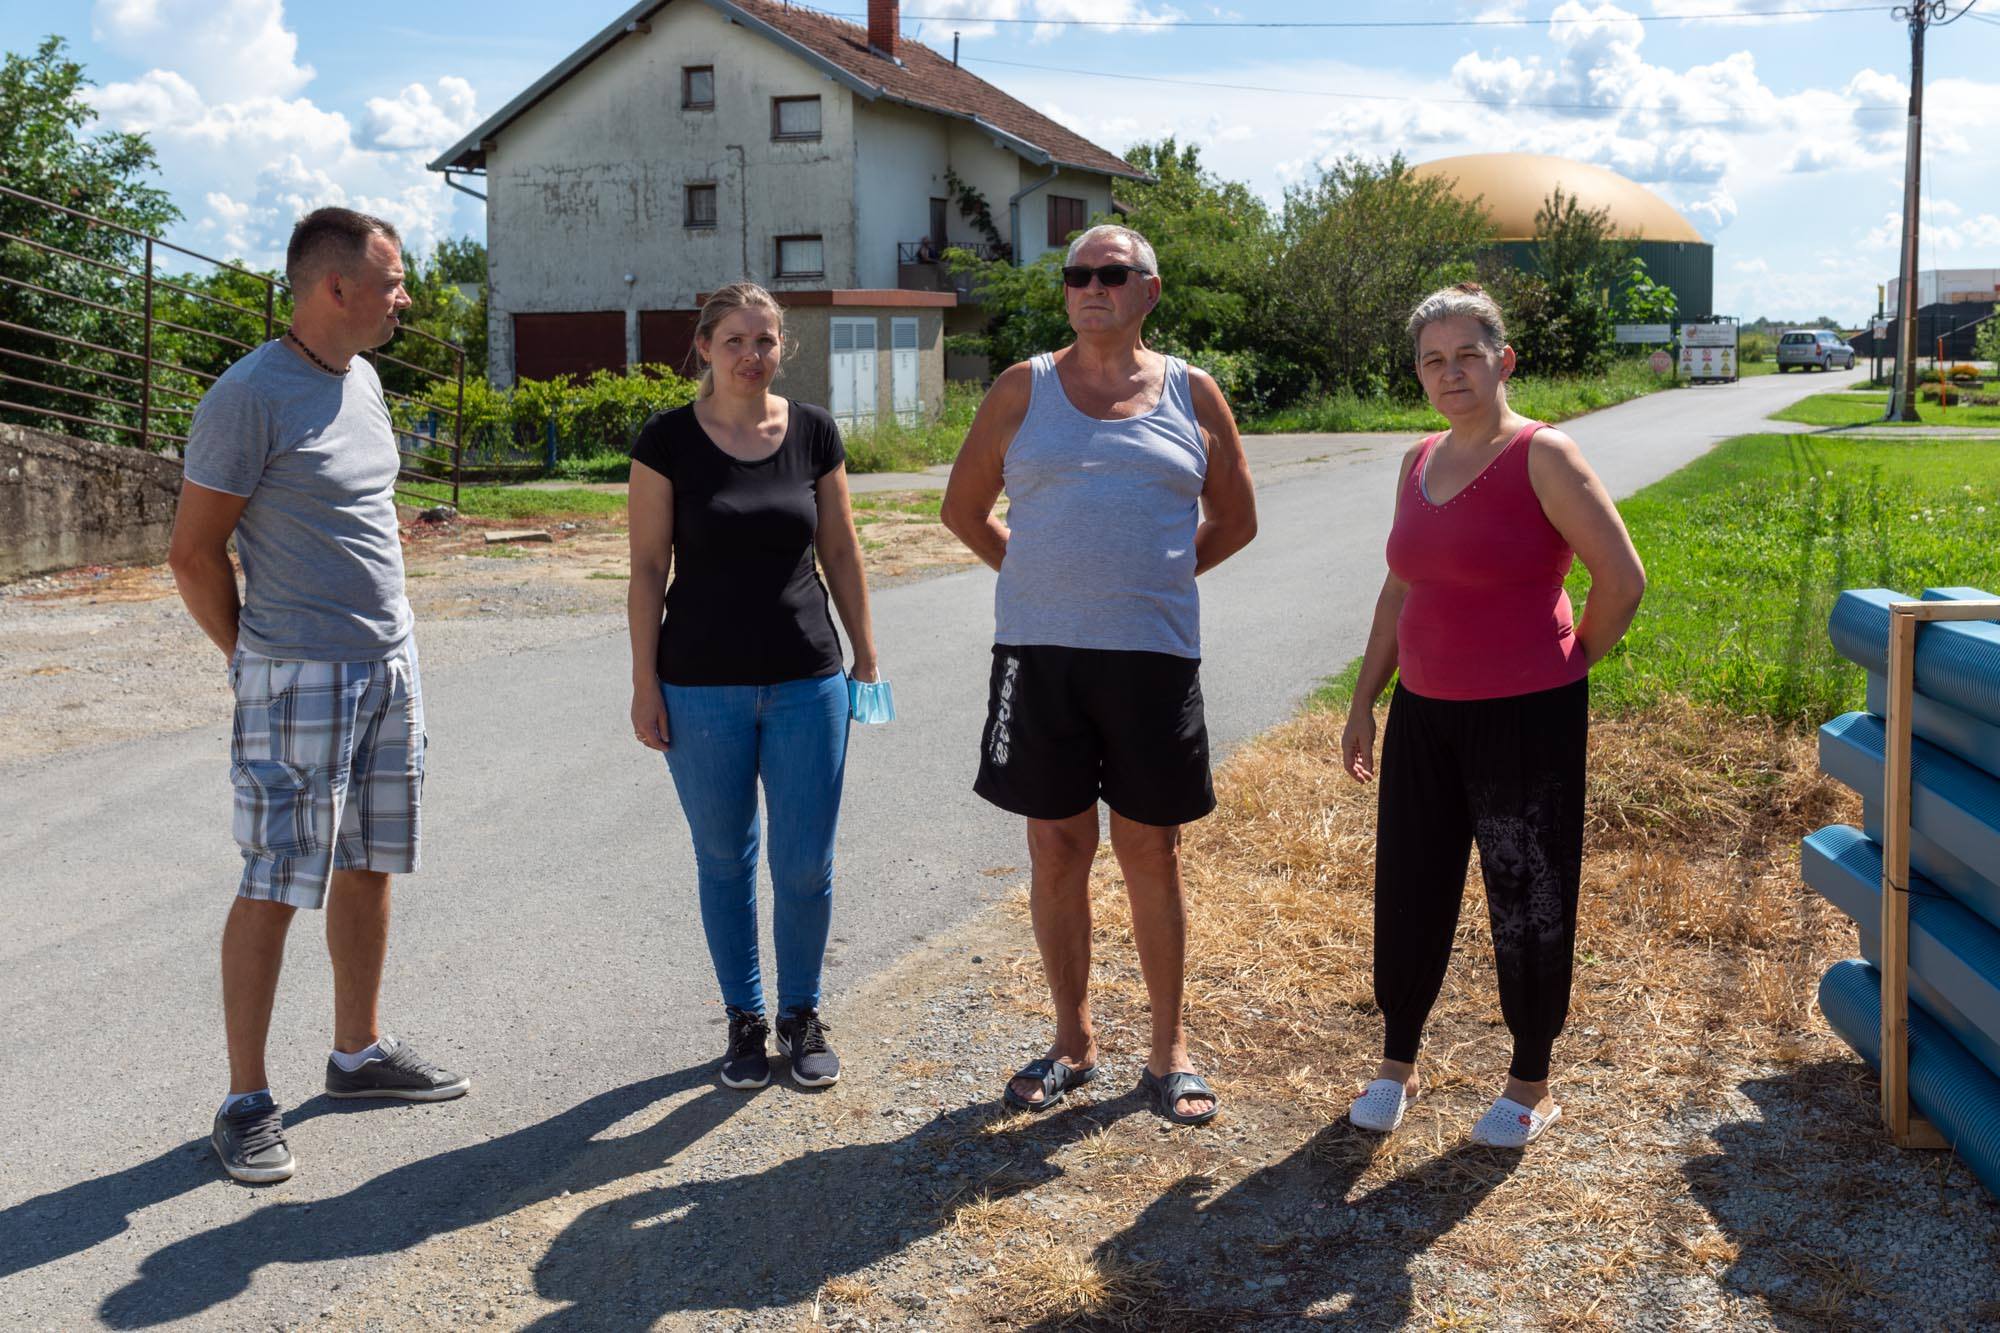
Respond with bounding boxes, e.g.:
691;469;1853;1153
1372;677;1588;1083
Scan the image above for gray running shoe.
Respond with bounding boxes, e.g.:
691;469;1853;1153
212;1091;295;1183
324;1033;470;1101
776;1008;840;1087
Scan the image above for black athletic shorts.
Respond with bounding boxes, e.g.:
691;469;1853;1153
974;644;1215;827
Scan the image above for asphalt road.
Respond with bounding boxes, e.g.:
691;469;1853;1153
0;365;1856;1329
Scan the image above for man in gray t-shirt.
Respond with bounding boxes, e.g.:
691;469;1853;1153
169;207;468;1187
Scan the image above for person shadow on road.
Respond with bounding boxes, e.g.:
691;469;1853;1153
521;1091;1147;1329
93;1064;752;1328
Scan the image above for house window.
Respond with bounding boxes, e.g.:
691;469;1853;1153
776;235;824;278
1048;195;1088;248
685;183;717;228
772;96;822;141
683;66;714;110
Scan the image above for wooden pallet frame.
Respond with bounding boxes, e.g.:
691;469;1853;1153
1881;599;2000;1148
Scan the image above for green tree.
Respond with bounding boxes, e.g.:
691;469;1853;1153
1114;138;1274;359
0;36;178;444
1490;187;1629;376
1263;153;1494;399
1617;255;1677;325
1975;315;2000;371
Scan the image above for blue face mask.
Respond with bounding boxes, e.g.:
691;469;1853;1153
848;677;896;725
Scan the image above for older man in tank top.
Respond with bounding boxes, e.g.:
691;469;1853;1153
943;224;1257;1124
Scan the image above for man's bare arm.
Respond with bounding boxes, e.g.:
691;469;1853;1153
1189;368;1257;575
167;479;250;658
940;362;1031;573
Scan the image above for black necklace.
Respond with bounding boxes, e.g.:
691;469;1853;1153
287;329;347;376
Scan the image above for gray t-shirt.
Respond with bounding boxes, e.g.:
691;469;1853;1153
182;340;412;660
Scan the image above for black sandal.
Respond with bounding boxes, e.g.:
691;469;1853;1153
1139;1068;1220;1126
1002;1057;1099;1113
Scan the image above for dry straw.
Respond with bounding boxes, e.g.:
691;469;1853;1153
966;699;1867;1326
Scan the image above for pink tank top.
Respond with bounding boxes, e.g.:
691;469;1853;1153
1385;421;1586;701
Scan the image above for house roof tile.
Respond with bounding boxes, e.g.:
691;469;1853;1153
730;0;1145;180
430;0;1145;183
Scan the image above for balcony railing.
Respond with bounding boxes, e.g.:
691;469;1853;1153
896;240;1001;299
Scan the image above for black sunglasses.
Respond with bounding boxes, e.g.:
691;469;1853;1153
1061;263;1151;289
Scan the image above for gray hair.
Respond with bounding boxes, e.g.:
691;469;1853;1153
1066;223;1157;276
1407;282;1507;359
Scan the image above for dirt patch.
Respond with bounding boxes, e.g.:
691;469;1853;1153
320;702;2000;1330
0;502;977;766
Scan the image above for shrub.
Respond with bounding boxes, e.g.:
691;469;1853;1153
1740;333;1771;364
394;365;698;466
1949;363;1981;382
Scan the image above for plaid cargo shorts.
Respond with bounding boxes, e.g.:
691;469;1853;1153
228;641;426;909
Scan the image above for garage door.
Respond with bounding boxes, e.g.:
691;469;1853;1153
512;312;625;382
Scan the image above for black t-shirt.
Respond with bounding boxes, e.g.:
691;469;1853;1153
630;400;846;685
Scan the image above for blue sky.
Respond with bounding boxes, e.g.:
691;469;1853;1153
11;1;1998;322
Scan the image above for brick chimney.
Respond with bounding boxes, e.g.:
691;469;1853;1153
868;0;898;58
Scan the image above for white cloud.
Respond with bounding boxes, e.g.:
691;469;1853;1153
1028;0;1184;42
362;78;479;151
91;0;312;101
86;1;476;267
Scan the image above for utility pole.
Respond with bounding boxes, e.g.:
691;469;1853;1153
1886;1;1977;422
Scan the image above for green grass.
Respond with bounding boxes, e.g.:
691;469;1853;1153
1770;392;2000;429
1572;433;2000;723
851;491;944;519
1245;359;1679;435
842;382;982;473
550;452;635;483
398;483;628;520
1303;656;1368;714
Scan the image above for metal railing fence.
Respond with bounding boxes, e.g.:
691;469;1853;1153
0;183;464;507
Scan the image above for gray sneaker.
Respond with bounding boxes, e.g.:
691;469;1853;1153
212;1091;295;1183
776;1008;840;1087
324;1033;470;1101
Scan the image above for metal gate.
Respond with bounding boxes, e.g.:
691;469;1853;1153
829;316;878;429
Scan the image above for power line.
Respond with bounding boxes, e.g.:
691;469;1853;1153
959;53;1908;116
835;3;1898;28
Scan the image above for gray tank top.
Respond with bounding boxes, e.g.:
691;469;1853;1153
994;352;1207;658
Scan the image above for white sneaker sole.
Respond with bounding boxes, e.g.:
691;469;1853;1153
325;1076;471;1102
775;1036;840;1087
719;1067;770;1090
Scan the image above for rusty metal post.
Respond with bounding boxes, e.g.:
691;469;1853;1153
264;280;275;343
140;237;154;450
453;346;465;510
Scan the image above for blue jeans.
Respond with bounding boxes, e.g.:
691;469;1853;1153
660;672;849;1015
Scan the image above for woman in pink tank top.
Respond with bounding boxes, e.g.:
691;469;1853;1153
1338;282;1645;1148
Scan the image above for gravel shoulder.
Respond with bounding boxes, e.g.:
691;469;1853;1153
0;500;980;767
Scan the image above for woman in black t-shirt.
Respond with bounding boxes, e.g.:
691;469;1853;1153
627;282;881;1092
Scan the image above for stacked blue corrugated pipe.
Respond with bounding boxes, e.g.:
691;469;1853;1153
1806;586;2000;1197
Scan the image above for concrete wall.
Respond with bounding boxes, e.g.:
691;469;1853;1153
852;100;950;289
0;424;183;581
780;305;946;425
486;4;860;384
1014;165;1117;268
943;124;1021;254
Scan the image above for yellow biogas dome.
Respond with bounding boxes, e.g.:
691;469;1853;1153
1412;153;1714;317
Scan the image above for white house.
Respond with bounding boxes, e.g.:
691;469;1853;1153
429;0;1147;423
